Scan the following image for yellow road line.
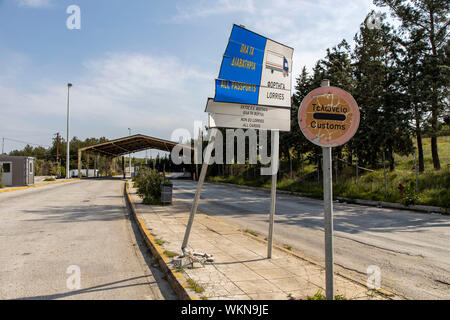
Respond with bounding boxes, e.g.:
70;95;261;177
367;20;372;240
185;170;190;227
0;179;80;193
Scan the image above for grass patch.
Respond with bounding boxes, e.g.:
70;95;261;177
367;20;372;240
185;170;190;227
186;278;205;294
283;245;292;251
44;177;56;181
142;197;161;205
207;155;450;209
244;229;258;237
154;238;165;246
200;296;209;300
151;256;159;267
163;250;179;258
175;265;185;274
307;290;347;300
307;290;326;300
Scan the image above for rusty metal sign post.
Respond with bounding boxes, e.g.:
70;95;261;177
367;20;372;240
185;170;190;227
298;79;360;300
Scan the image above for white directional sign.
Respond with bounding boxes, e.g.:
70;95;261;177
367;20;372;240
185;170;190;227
258;40;293;107
206;98;290;131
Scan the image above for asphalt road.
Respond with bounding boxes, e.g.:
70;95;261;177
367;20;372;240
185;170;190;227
0;179;176;300
173;180;450;300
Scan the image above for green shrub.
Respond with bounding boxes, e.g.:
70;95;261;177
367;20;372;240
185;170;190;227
0;172;3;188
134;167;164;205
60;166;66;178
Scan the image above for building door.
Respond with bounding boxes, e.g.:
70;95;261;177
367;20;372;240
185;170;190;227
28;159;34;185
1;162;13;186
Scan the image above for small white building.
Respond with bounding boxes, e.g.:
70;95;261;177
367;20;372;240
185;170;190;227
70;169;98;178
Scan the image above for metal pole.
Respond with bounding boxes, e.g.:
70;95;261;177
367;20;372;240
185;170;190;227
56;133;60;177
66;83;72;179
383;151;387;192
128;128;132;178
355;157;359;185
94;155;97;178
181;128;218;252
289;149;293;180
323;146;334;300
319;79;334;300
267;130;279;258
2;137;4;154
122;156;125;179
415;148;418;193
334;155;338;184
317;159;320;184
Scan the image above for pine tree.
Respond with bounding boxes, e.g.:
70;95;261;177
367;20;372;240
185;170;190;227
398;28;429;172
351;12;413;170
374;0;449;169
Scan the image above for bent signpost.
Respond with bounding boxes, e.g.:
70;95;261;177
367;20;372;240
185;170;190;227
298;80;360;300
182;25;293;259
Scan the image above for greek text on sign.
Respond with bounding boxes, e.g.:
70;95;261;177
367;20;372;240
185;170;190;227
298;86;360;147
206;98;290;131
214;25;294;108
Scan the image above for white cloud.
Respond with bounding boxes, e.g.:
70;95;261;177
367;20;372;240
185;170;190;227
171;0;255;22
0;52;213;150
15;0;51;8
83;53;212;101
172;0;381;73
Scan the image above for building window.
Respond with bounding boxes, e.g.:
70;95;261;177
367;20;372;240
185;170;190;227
2;163;11;173
30;162;33;173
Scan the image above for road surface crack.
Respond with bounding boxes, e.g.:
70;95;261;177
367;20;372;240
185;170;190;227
335;234;425;258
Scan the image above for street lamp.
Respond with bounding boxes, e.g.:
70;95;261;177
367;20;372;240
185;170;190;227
66;83;72;179
128;128;132;178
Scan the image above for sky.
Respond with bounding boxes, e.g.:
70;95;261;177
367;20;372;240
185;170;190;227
0;0;384;156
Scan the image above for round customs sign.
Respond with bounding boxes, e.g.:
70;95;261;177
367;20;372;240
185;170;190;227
298;86;360;147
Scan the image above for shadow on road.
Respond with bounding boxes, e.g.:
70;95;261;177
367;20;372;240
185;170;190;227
16;275;153;300
173;181;450;235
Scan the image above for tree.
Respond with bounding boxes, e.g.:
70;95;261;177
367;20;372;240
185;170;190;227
374;0;450;169
317;40;355;169
282;66;320;168
351;12;413;170
398;28;429;172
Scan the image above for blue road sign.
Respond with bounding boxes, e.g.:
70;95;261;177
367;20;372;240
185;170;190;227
214;25;293;108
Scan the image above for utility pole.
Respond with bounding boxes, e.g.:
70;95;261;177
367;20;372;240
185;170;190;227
55;133;60;177
128;128;132;178
1;137;4;155
66;83;72;179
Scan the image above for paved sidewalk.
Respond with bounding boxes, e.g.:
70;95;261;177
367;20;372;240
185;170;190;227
128;183;392;300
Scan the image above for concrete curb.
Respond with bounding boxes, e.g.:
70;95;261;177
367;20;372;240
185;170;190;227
201;210;397;300
335;197;448;215
208;181;449;215
123;181;195;301
0;178;80;193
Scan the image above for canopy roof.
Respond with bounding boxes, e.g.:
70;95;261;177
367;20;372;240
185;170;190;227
78;134;182;157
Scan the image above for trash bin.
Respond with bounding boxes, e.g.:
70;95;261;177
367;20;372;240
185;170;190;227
161;182;173;205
